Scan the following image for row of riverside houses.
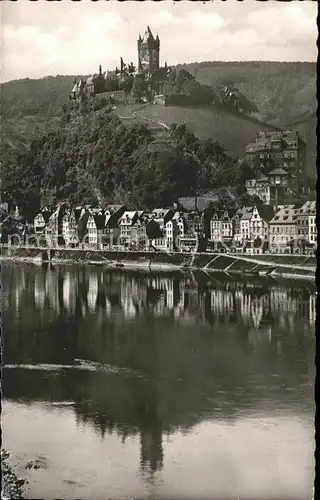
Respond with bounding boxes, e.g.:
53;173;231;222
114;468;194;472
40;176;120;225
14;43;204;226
31;198;316;255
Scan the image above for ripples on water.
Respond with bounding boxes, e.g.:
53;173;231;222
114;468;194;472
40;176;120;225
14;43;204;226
1;263;315;500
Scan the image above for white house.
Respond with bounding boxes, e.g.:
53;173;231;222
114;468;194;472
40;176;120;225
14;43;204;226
86;211;102;248
45;204;67;247
240;205;274;253
34;206;53;234
232;207;253;244
268;205;299;254
240;211;252;241
210;210;234;242
164;218;179;251
309;212;317;245
295;200;316;249
171;211;186;236
118;211;139;247
62;208;79;247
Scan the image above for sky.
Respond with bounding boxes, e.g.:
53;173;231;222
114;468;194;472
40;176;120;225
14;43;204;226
1;0;318;82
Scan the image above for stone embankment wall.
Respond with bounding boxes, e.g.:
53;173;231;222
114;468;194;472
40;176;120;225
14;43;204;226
1;246;316;280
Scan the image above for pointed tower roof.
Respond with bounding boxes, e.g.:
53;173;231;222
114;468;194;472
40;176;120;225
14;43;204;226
142;26;154;42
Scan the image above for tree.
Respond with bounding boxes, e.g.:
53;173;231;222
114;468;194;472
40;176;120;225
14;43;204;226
132;76;148;101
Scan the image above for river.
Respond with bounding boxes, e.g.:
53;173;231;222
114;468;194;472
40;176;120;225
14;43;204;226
1;262;315;500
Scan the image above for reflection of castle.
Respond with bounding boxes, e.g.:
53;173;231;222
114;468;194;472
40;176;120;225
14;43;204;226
5;267;317;489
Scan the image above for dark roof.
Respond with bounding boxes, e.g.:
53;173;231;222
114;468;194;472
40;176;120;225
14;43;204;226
146;219;162;239
74;207;86;222
93;214;106;230
41;211;53;223
256;171;269;182
78;210;90;228
268;167;288;176
258;205;275;221
106;204;124;213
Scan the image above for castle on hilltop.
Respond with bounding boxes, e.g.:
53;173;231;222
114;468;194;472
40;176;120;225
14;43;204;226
70;26;168;104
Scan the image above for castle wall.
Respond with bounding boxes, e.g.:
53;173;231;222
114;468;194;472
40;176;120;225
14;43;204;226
94;90;127;104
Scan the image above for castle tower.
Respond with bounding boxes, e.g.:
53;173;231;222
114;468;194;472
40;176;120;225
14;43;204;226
137;26;160;74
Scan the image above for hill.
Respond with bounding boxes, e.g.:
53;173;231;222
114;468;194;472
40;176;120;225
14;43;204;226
1;106;256;219
116;103;280;159
177;61;316;126
0;62;316;177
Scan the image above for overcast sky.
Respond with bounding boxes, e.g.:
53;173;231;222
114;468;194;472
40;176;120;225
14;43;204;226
1;0;317;82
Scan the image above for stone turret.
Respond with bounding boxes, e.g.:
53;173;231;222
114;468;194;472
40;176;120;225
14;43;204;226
137;26;160;74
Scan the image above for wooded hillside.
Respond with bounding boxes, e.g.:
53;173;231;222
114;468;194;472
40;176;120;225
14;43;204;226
0;61;316;187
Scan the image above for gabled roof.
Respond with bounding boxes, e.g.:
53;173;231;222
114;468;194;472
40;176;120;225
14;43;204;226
119;211;137;222
78;209;90;227
172;211;182;220
152;208;172;219
270;206;298;224
74;207;90;223
298;200;316;215
49;203;67;221
106;204;124;213
233;206;253;220
268;167;288;176
211;210;233;221
256;171;269;182
240;212;253;221
86;76;94;85
93;213;106;230
258;205;275;222
226;208;237;219
35;210;52;223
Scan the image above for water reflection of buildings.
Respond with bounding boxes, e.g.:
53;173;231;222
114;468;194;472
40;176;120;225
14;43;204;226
34;270;46;310
87;273;99;313
7;267;27;312
7;266;317;331
45;268;61;314
62;272;78;313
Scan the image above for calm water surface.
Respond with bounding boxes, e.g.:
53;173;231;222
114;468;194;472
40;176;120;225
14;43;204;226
1;263;315;500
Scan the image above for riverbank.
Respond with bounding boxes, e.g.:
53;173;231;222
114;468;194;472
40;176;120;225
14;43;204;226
1;450;27;499
0;246;316;281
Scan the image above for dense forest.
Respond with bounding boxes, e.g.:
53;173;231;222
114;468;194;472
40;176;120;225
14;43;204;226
0;106;255;220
